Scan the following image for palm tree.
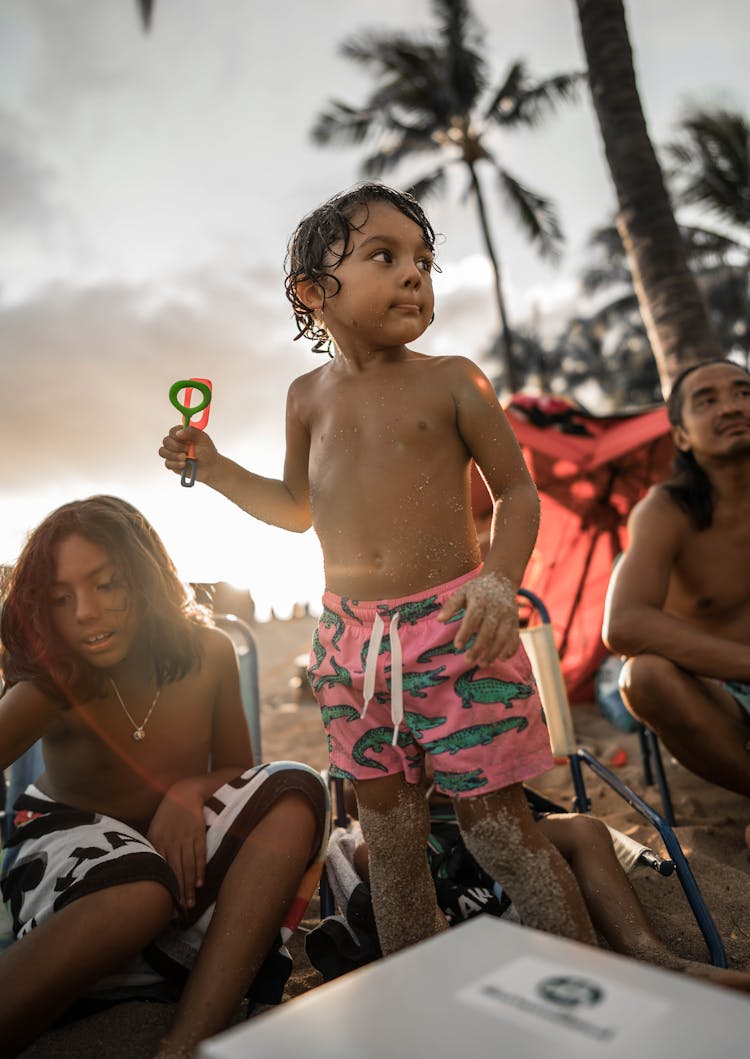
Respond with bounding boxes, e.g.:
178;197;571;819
136;1;155;31
664;106;750;233
574;0;722;394
310;0;581;392
583;220;749;355
580;102;750;369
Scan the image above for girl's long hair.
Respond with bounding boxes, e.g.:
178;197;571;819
1;495;209;703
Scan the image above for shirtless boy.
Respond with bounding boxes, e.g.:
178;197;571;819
603;359;750;834
161;182;596;955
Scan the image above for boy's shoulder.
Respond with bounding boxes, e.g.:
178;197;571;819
290;362;331;388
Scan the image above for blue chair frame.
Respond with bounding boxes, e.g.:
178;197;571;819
213;612;262;764
519;588;727;968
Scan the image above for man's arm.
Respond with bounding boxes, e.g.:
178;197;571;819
159;380;312;533
603;490;750;680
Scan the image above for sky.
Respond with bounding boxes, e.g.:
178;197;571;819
1;0;748;618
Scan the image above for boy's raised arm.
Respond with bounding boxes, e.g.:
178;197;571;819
159;383;312;533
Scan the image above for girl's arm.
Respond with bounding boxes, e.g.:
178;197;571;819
159;380;312;533
0;682;60;773
147;626;254;909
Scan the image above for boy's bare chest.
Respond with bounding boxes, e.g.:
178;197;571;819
308;376;454;460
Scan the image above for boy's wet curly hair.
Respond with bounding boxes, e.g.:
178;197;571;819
284;182;437;353
0;495;209;703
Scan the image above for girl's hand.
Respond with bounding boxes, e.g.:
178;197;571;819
438;571;518;665
147;778;207;911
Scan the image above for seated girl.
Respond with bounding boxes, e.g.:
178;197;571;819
0;495;328;1058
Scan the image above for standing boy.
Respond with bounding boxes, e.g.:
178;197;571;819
161;183;596;953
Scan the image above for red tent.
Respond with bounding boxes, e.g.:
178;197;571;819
473;396;674;702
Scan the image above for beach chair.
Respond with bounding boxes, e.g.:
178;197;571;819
635;722;676;825
213;613;262;762
518;587;727;968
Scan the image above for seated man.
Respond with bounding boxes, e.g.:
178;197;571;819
603;359;750;841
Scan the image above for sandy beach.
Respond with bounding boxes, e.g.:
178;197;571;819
14;614;750;1057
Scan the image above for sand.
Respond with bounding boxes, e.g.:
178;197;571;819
14;614;750;1057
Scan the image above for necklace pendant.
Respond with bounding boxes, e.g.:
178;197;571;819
132;728;146;742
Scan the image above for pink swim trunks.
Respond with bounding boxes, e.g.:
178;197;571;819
308;569;553;798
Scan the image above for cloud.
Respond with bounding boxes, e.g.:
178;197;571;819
0;109;57;233
0;269;314;492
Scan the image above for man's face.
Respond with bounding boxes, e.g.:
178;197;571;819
673;362;750;461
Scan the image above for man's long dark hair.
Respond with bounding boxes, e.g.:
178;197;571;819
662;359;750;530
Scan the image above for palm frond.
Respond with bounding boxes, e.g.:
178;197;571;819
136;0;154;30
581;264;632;295
361;127;443;178
663;106;750;227
483;61;526;121
487;70;584;126
431;0;487;107
680;223;750;266
407;166;450;203
497;169;563;260
310;103;378;147
341;35;472;123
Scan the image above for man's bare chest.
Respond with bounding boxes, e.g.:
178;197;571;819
670;522;750;622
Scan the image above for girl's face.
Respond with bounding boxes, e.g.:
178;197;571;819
49;534;139;669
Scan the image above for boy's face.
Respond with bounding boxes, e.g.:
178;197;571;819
306;201;435;353
673;362;750;461
49;533;139;669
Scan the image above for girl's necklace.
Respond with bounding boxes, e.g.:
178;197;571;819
109;677;161;742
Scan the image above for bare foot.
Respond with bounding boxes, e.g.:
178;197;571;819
683;961;750;996
154;1044;194;1059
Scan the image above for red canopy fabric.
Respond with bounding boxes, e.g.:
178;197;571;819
473;396;674;702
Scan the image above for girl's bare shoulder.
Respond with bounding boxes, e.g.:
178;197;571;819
194;623;238;667
0;678;60;713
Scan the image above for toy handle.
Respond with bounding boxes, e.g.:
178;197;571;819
181;458;198;488
169;378;212;489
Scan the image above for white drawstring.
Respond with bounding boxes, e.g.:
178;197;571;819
389;611;403;744
361;610;403;745
361;612;384;719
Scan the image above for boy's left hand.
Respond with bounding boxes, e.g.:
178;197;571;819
147;779;207;911
438;571;518;665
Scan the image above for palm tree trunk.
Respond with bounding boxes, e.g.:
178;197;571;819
574;0;722;393
465;160;519;393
